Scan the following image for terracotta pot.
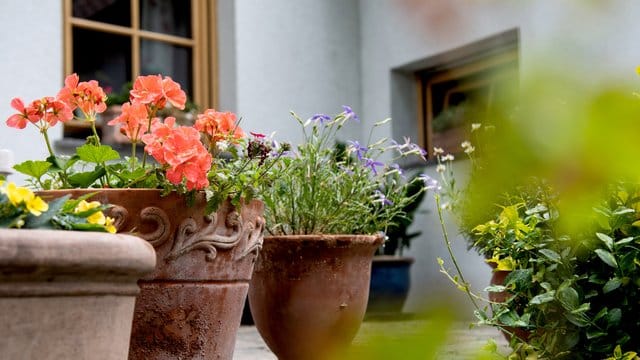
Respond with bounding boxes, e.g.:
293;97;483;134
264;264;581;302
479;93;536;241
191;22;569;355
0;228;156;360
248;234;383;360
367;255;414;317
489;269;530;341
38;189;264;360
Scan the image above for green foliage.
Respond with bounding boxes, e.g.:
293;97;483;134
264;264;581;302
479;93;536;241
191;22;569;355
0;181;115;233
436;69;640;358
260;110;430;236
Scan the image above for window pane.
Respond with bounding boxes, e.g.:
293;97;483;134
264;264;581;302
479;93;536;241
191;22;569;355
73;28;132;93
73;0;131;27
140;0;191;38
141;39;192;97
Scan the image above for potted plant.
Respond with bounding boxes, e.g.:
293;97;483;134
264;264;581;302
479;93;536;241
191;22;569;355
434;92;640;358
367;172;427;317
247;108;434;360
5;74;287;359
0;181;156;359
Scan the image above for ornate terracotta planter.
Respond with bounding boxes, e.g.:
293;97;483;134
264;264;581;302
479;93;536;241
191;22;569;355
248;234;383;360
39;189;264;360
0;229;156;360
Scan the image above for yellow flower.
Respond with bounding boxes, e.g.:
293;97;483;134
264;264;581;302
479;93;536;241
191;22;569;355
75;200;106;225
4;182;48;216
104;216;117;234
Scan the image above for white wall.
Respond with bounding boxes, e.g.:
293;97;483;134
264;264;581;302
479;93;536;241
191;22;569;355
0;0;63;185
227;0;362;145
358;0;640;315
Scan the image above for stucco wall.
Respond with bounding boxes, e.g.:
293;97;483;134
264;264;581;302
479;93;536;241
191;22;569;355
0;0;63;184
227;0;361;144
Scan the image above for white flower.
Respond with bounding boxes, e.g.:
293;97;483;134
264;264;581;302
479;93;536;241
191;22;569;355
217;140;229;152
471;123;482;132
464;145;475;154
461;141;471;149
433;147;444;155
436;164;446;173
441;154;455;162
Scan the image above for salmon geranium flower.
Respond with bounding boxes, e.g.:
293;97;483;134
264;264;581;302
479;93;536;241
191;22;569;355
195;109;246;151
130;74;186;110
141;117;212;190
6;98;37;129
57;73;107;119
108;102;149;142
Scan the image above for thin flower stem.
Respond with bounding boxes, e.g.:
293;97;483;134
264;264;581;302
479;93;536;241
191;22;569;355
91;121;101;146
435;193;481;311
41;128;55;158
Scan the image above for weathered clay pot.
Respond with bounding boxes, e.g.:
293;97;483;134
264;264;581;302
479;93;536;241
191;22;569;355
0;228;156;360
38;189;264;360
248;234;383;360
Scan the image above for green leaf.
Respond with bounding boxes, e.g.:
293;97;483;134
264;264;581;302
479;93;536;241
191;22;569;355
595;249;618;268
603;277;623;293
613;208;635;215
557;286;580;310
67;167;106;188
24;195;70;229
539;248;562;263
76;144;120;163
596;232;614;251
615;237;635;246
586;328;607;340
13;160;51;179
607;308;622;328
484;285;507;293
46;155;78;171
530;291;556;305
571;302;591;314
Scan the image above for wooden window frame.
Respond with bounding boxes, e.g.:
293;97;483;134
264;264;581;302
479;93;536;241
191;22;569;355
416;48;518;159
62;0;218;111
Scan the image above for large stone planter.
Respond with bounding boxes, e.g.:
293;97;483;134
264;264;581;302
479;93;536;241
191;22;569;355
0;228;156;360
39;189;264;360
248;234;383;360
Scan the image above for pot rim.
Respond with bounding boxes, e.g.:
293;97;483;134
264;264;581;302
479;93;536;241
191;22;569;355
264;234;383;245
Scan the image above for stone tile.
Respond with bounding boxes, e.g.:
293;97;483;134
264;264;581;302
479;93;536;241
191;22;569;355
233;320;510;359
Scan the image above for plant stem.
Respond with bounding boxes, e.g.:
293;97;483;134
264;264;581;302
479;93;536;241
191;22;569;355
435;194;481;311
41;128;55;158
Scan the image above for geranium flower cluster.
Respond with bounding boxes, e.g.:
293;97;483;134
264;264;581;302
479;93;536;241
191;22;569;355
5;74;286;214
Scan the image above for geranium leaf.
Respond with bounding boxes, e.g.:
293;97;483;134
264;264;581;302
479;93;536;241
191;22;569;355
76;144;120;163
67;167;106;188
13;160;51;179
595;249;618;268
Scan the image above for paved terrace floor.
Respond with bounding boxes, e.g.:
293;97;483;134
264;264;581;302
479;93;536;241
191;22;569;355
234;319;511;359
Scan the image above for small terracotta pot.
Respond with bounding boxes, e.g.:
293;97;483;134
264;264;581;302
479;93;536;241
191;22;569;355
38;189;264;360
489;269;530;341
248;234;383;360
0;229;155;360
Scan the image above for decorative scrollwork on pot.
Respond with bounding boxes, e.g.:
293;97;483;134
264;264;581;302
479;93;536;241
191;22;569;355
235;216;265;261
137;206;171;247
166;210;244;261
108;205;129;231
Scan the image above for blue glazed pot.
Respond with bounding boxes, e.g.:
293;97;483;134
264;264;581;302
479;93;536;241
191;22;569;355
366;255;414;316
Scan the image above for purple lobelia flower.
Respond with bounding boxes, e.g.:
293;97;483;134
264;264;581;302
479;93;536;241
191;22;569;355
347;140;368;160
310;113;331;124
342;105;359;122
363;157;384;175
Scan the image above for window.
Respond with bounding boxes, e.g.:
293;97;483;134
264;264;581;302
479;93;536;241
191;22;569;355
62;0;217;141
416;35;518;159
